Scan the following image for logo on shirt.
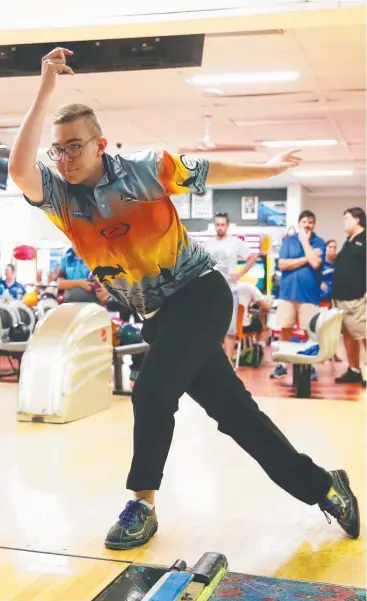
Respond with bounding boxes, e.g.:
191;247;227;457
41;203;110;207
92;264;127;283
180;155;198;171
73;210;92;220
100;223;131;239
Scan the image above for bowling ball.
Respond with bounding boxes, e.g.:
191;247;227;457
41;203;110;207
9;323;30;342
23;291;39;308
117;324;142;346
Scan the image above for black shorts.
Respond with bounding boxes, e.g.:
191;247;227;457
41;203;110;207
243;316;263;335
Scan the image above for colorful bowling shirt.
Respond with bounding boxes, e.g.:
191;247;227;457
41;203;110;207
24;151;215;314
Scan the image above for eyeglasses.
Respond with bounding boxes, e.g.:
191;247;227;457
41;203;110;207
47;136;98;161
215;212;229;218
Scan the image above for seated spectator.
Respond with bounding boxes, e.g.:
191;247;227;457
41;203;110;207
321;239;337;304
238;282;271;365
57;244;106;303
333;207;366;386
0;264;26;299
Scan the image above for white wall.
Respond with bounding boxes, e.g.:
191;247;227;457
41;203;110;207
0;195;69;271
303;195;365;247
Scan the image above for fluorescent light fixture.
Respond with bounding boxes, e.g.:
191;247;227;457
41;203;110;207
186;70;300;86
294;169;354;178
262;139;338;148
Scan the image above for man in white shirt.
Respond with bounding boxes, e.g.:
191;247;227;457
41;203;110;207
206;212;258;363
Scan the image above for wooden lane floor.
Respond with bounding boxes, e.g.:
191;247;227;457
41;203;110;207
0;383;365;588
0;548;128;601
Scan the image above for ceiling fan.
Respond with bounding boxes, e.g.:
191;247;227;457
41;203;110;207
178;115;256;154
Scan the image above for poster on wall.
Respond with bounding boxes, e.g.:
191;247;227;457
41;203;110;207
170;193;191;220
241;196;259;221
258;201;286;226
191;190;213;219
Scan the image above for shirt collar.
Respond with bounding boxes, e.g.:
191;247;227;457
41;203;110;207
101;153;127;184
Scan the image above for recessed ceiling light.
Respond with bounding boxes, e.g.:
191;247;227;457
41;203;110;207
186;70;300;86
294;170;354;178
262;139;338;148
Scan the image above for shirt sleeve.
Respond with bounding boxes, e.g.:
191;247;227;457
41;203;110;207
23;162;68;235
313;238;326;264
279;238;290;260
157;152;209;196
118;150;209;200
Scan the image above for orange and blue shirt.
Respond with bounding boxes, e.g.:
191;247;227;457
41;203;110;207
24;151;215;314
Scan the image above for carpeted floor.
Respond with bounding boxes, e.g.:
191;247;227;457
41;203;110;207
211;573;366;601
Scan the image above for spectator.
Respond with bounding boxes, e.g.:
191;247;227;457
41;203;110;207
206;212;257;364
271;210;326;380
320;239;337;304
238;281;271;366
333;207;366;386
57;244;104;303
0;264;26;299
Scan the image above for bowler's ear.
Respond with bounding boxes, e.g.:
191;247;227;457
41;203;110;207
97;137;108;156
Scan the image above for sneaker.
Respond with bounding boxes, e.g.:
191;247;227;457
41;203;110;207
270;364;288;379
310;366;318;381
335;368;362;384
105;500;158;550
319;470;360;539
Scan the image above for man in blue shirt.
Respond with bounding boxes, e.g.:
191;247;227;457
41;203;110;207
57;244;100;303
271;211;326;379
0;264;26;299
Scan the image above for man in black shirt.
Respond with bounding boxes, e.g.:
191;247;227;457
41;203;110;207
333;207;366;385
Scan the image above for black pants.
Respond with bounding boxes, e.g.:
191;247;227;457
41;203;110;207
127;271;332;505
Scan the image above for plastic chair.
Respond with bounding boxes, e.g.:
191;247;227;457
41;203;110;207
271;308;344;398
37;297;59;319
10;301;36;333
0;302;28;380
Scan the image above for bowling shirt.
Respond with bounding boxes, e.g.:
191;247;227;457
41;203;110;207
58;248;91;281
279;233;326;305
0;279;26;299
320;259;335;301
24;151;215;314
58;248;98;303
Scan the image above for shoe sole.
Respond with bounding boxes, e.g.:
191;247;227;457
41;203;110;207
335;470;360;540
104;523;158;550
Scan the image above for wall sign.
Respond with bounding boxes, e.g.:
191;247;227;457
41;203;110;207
191;190;213;219
241;196;259;221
